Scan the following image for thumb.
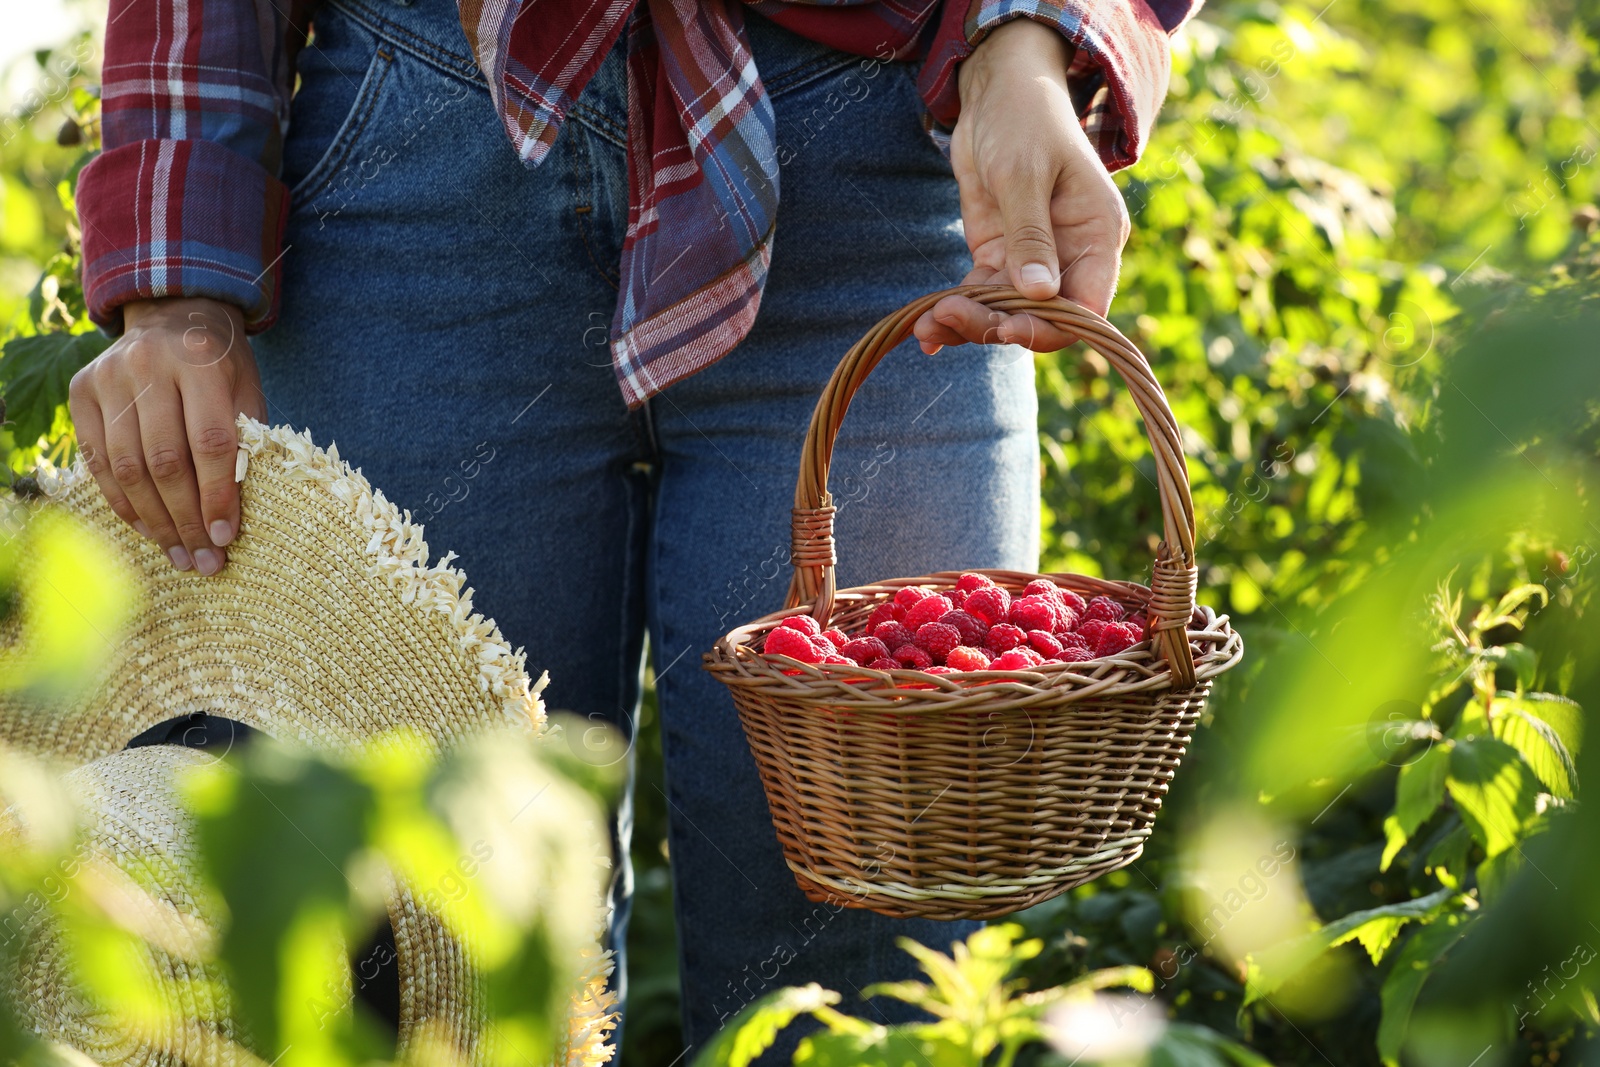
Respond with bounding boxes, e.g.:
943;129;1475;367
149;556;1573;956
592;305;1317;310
998;166;1062;300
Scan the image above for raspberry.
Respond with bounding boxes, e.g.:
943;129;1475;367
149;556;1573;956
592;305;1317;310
873;621;915;652
1008;595;1056;634
904;594;956;632
765;627;823;663
1058;590;1088;615
957;572;997;594
1084;596;1126;623
1058;645;1094;663
823;628;848;649
892;644;933;670
946;645;994;671
867;657;899;670
841;636;891;665
964;586;1012;626
1053;607;1080;633
990;648;1044;671
985;623;1026;654
1075;618;1109;647
1094;621;1145;657
1023;579;1062;601
914;622;962;663
948;588;968;609
866;602;899;633
1124;616;1149;640
894;586;931;609
1027;630;1064;658
940;610;989;647
779;614;821;637
926;666;957;675
821;653;853;665
1058;631;1092;654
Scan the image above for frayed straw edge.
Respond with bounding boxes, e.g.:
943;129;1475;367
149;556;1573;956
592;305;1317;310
31;417;545;735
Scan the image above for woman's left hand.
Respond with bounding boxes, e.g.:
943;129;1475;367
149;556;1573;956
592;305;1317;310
914;18;1130;354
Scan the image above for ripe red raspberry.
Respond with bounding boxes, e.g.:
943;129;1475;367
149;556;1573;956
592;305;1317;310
892;644;933;670
947;588;968;609
1023;579;1062;601
964;586;1012;626
1083;596;1126;623
867;657;899;670
894;586;931;609
1094;621;1145;657
779;614;821;637
873;621;915;652
821;653;853;665
1124;616;1149;640
946;645;994;671
990;648;1044;671
1075;618;1109;648
1057;590;1088;615
841;636;891;665
1053;606;1080;633
904;594;956;632
1008;595;1056;633
957;572;997;593
940;610;988;647
823;628;848;649
1058;631;1092;654
1027;630;1064;658
765;627;823;663
1058;645;1094;663
866;602;899;633
926;666;957;675
914;622;962;663
985;624;1026;654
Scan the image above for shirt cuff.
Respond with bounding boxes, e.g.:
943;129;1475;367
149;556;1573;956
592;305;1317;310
77;139;290;335
919;0;1189;172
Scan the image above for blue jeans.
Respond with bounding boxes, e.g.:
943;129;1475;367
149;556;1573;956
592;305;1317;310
255;0;1039;1056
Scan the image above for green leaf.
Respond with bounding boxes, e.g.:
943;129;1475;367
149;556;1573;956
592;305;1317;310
1502;692;1583;755
1472;584;1548;632
1424;820;1473;889
1154;1023;1278;1067
186;745;375;1059
1376;912;1474;1066
794;1026;966;1067
692;984;841;1067
1446;737;1538;859
1493;698;1578;799
1245;887;1456;1003
1382;742;1451;870
0;331;107;447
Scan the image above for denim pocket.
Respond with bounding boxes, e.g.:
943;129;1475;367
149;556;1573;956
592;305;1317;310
284;11;398;211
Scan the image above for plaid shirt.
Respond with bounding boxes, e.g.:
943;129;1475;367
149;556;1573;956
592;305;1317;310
80;0;1199;407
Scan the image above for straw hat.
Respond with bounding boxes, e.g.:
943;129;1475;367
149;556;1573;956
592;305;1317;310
0;417;617;1066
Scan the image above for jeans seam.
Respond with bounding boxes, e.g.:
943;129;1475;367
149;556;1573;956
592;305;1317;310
290;45;396;208
325;0;488;87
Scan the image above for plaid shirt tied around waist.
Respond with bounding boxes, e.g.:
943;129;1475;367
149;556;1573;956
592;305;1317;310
79;0;1200;406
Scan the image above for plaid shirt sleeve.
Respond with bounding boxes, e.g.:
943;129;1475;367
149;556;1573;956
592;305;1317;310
77;0;310;334
918;0;1202;172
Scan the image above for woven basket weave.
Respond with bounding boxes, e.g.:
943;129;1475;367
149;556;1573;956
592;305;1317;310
704;285;1243;920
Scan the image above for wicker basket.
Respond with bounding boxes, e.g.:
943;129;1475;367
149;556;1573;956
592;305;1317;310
704;285;1243;920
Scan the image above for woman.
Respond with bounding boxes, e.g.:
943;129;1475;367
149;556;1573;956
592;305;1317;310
67;0;1193;1053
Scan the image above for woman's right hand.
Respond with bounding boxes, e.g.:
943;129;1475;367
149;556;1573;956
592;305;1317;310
69;297;266;575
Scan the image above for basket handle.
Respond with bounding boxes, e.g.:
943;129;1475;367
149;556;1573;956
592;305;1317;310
783;284;1199;688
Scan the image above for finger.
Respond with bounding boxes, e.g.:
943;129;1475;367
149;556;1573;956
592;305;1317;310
69;375;146;537
995;310;1081;353
1057;238;1122;319
925;295;1010;347
139;388;225;575
186;380;243;551
103;400;189;570
996;163;1063;300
